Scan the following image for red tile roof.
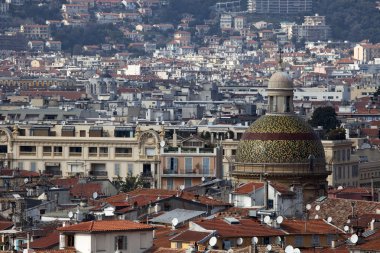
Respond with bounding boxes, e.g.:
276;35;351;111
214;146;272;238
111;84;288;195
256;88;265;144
22;231;59;249
233;182;264;194
280;219;343;235
192;217;285;238
0;169;39;177
70;182;103;199
57;220;154;233
0;221;13;231
309;198;380;228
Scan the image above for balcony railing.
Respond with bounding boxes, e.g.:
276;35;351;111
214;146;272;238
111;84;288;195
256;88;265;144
115;153;132;157
69;152;82;157
89;170;108;177
19;152;36;156
163;147;215;154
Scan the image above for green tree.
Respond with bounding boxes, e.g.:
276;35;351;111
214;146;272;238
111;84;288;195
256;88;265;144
308;106;340;132
326;127;346;140
113;174;150;193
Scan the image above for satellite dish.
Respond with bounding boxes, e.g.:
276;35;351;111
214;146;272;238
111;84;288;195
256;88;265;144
24;178;29;184
264;215;271;224
237;237;243;245
92;192;98;199
209;236;217;247
266;245;272;251
337;185;343;190
294;248;301;253
344;225;349;232
276;216;284;224
252;237;258;244
201;177;206;182
160;140;166;147
315;205;321;211
350;234;359;244
285;245;294;253
306;204;311;210
276;236;282;244
347;219;351;224
171;218;179;227
327;217;332;223
68;211;73;218
179;185;185;190
315;215;319;219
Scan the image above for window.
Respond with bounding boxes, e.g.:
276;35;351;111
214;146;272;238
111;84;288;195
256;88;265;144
67;235;74;247
145;148;155;156
312;235;320;247
114;164;120;177
99;147;108;156
184;178;192;188
231;149;237;156
295;236;303;247
203;157;210;174
347;149;351;161
53;146;62;156
18;162;23;169
115;147;132;157
342;149;346;161
30;162;36;172
167;178;173;190
43;146;51;155
167;157;178;172
352;165;359;177
115;236;127;250
128;163;133;175
185;158;193;173
20;146;36;154
176;242;182;249
89;147;97;155
69;147;82;156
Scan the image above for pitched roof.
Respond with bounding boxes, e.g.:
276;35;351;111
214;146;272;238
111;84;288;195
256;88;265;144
0;221;13;230
280;219;343;235
57;220;154;233
192;217;285;238
22;230;59;249
170;230;212;242
233;182;264;194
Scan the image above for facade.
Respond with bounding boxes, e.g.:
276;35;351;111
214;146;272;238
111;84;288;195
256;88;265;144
220;14;232;30
20;24;50;40
57;220;154;253
254;0;312;14
322;139;359;187
290;15;331;42
353;43;380;64
232;70;330;204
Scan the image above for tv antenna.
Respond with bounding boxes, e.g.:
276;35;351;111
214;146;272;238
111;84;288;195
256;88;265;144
209;236;217;247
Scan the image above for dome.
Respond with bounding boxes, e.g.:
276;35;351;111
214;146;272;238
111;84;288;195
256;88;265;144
236;115;325;164
268;71;293;89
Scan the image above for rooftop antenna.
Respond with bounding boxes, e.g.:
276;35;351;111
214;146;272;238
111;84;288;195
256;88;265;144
344;225;350;232
285;245;294;253
209;236;217;247
350;234;359;244
264;215;271;225
171;218;179;230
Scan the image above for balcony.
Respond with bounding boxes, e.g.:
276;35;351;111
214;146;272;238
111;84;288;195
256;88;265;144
162;169;213;177
69;152;82;157
89;170;108;177
19;152;36;156
163;147;215;154
115;153;132;157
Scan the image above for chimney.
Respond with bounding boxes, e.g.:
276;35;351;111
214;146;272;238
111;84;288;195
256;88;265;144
26;232;30;250
331;240;336;249
370;219;375;230
173;129;178;147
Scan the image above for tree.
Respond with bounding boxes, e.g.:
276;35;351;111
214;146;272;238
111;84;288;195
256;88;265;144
326;127;346;140
308;106;340;132
113;173;150;193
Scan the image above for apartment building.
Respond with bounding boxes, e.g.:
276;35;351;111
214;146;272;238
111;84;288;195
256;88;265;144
290;15;331;42
353;42;380;64
20;24;50;40
322;139;359;187
254;0;312;14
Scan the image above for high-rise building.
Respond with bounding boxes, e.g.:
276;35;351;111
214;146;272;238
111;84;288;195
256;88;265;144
254;0;312;14
290;14;331;42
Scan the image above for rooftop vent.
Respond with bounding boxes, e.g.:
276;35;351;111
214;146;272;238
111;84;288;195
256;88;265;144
224;217;240;225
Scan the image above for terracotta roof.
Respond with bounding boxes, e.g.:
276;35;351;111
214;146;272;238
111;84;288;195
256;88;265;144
21;230;59;249
0;169;39;177
0;221;13;230
280;219;343;235
350;229;380;251
192;217;285;238
57;220;154;233
70;182;103;199
34;250;76;253
151;248;185;253
233;182;264;194
309;198;380;228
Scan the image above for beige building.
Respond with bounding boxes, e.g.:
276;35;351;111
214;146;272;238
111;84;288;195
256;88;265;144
322;139;359;187
354;43;380;64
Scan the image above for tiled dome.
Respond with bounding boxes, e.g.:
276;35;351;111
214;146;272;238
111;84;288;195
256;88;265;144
236;115;325;164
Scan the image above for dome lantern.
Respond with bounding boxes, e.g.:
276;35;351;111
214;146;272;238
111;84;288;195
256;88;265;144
267;71;294;114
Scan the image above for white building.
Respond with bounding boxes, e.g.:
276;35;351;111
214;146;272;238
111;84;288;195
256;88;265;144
293;85;351;102
57;220;154;253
